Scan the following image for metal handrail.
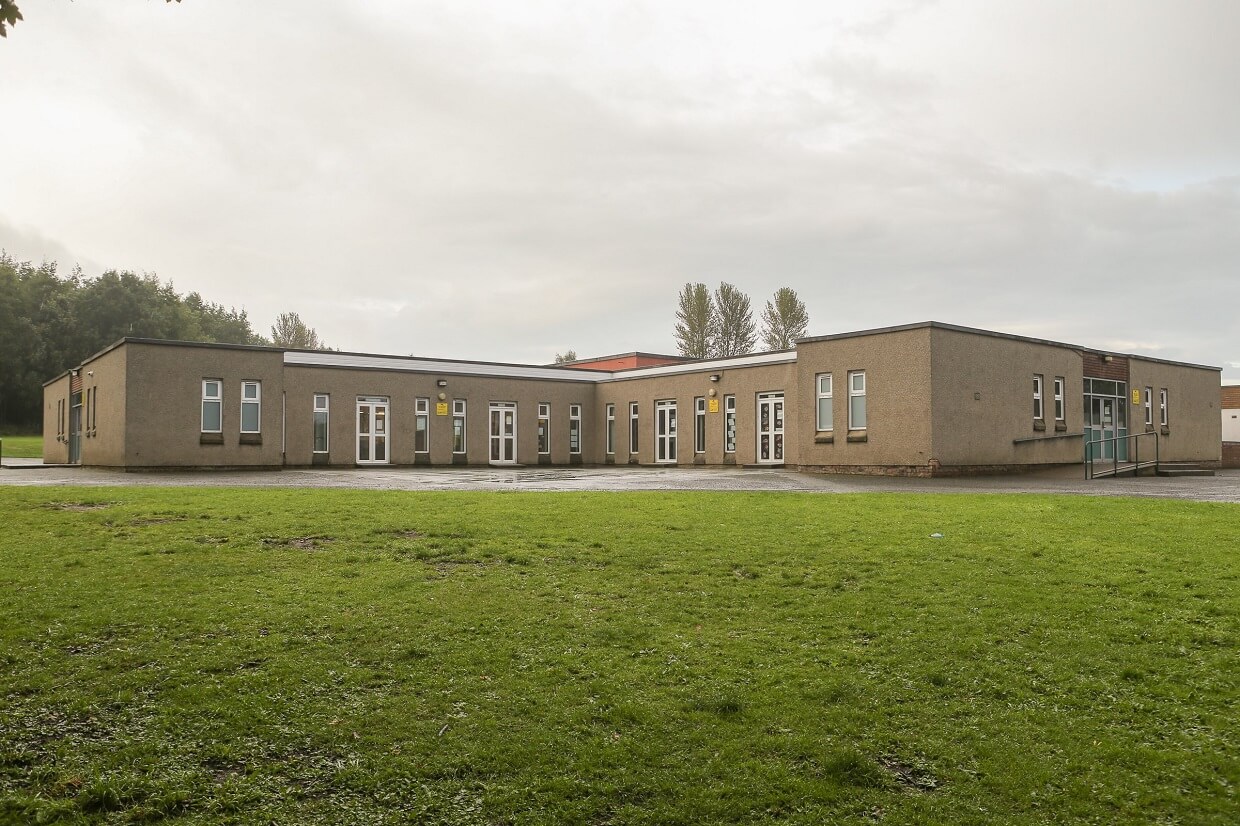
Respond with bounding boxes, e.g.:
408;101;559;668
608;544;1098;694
1085;429;1160;479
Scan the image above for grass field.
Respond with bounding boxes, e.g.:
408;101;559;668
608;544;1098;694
1;488;1236;825
0;435;41;459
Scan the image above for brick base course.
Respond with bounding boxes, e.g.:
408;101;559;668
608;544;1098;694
1223;442;1240;468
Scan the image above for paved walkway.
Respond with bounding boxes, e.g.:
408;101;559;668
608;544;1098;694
3;460;1240;502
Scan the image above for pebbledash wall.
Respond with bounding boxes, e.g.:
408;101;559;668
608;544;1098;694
42;322;1223;476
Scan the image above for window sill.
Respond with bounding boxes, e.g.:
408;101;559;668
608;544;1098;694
1161;425;1171;435
200;432;224;445
814;433;834;444
1054;421;1067;432
239;432;262;445
1033;419;1047;432
846;430;868;443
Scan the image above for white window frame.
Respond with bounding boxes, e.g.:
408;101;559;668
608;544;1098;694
569;404;582;455
241;381;261;433
452;399;467;454
415;397;430;453
694;396;706;454
1144;387;1153;426
724;395;736;453
629;402;639;453
537;402;551;455
202;379;222;433
1053;377;1065;421
313;394;330;453
848;371;866;430
816;373;833;431
1160;388;1168;426
605;403;615;455
1033;374;1044;421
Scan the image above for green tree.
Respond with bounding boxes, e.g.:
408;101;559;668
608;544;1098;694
1;0;179;38
271;312;328;350
554;350;578;364
674;282;716;359
760;287;809;350
712;282;756;357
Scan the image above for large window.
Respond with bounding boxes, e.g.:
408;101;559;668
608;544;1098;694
241;382;261;433
848;371;866;430
1053;377;1065;421
569;404;582;454
629;402;640;453
816;373;833;431
415;397;429;453
605;404;615;454
724;395;736;453
1160;388;1168;426
537;403;551;454
452;400;467;453
1033;374;1044;420
694;397;706;453
202;379;222;433
1144;387;1153;426
313;394;329;453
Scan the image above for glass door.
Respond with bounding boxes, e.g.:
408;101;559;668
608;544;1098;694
356;397;389;464
757;393;784;463
68;391;82;464
489;403;516;464
655;400;677;463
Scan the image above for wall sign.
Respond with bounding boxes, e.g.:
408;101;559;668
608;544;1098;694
436;402;449;416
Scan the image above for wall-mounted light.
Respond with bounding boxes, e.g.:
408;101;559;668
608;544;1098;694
709;374;721;382
708;388;717;398
86;371;94;377
1102;355;1113;363
436;379;448;387
437;392;446;401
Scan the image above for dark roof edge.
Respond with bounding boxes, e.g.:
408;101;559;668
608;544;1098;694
797;321;1221;372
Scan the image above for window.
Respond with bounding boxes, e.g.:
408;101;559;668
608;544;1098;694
569;404;582;454
816;373;833;431
1053;377;1065;421
629;402;639;453
848;371;866;430
57;399;64;439
1160;388;1168;426
694;397;706;453
1033;374;1044;420
202;379;222;433
313;394;329;453
452;400;467;453
605;404;615;454
241;381;261;433
415;398;429;453
724;395;736;453
1144;387;1153;426
537;403;551;454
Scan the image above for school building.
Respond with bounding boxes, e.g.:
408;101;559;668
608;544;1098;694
43;321;1222;476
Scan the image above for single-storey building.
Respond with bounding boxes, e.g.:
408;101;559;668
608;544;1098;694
43;321;1222;476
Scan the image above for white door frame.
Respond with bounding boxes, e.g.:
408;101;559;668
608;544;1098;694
356;397;390;464
489;402;517;465
756;392;784;464
655;399;677;463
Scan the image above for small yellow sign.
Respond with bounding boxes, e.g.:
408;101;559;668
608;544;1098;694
1131;389;1141;404
436;402;449;416
708;398;720;413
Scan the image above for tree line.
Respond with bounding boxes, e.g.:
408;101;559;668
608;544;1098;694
674;283;809;359
0;253;326;430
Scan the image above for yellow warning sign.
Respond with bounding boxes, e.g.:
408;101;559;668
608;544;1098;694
1131;389;1141;404
708;398;720;413
436;402;449;416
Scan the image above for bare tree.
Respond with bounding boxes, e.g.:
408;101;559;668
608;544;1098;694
712;282;756;357
760;287;809;350
271;312;328;350
674;282;716;359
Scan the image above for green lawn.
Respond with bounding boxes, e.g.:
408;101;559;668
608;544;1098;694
0;488;1236;825
0;435;41;459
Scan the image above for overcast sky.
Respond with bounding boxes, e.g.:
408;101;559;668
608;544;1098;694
2;1;1238;374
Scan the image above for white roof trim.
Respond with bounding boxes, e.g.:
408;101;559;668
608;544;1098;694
614;350;797;380
284;351;608;382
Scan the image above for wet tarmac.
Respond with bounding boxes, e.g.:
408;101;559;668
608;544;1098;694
3;459;1240;502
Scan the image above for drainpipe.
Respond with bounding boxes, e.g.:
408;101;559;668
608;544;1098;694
281;391;286;465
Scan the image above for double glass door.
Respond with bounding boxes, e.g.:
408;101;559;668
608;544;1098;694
490;403;516;464
356;397;389;464
655;400;677;463
757;393;784;463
